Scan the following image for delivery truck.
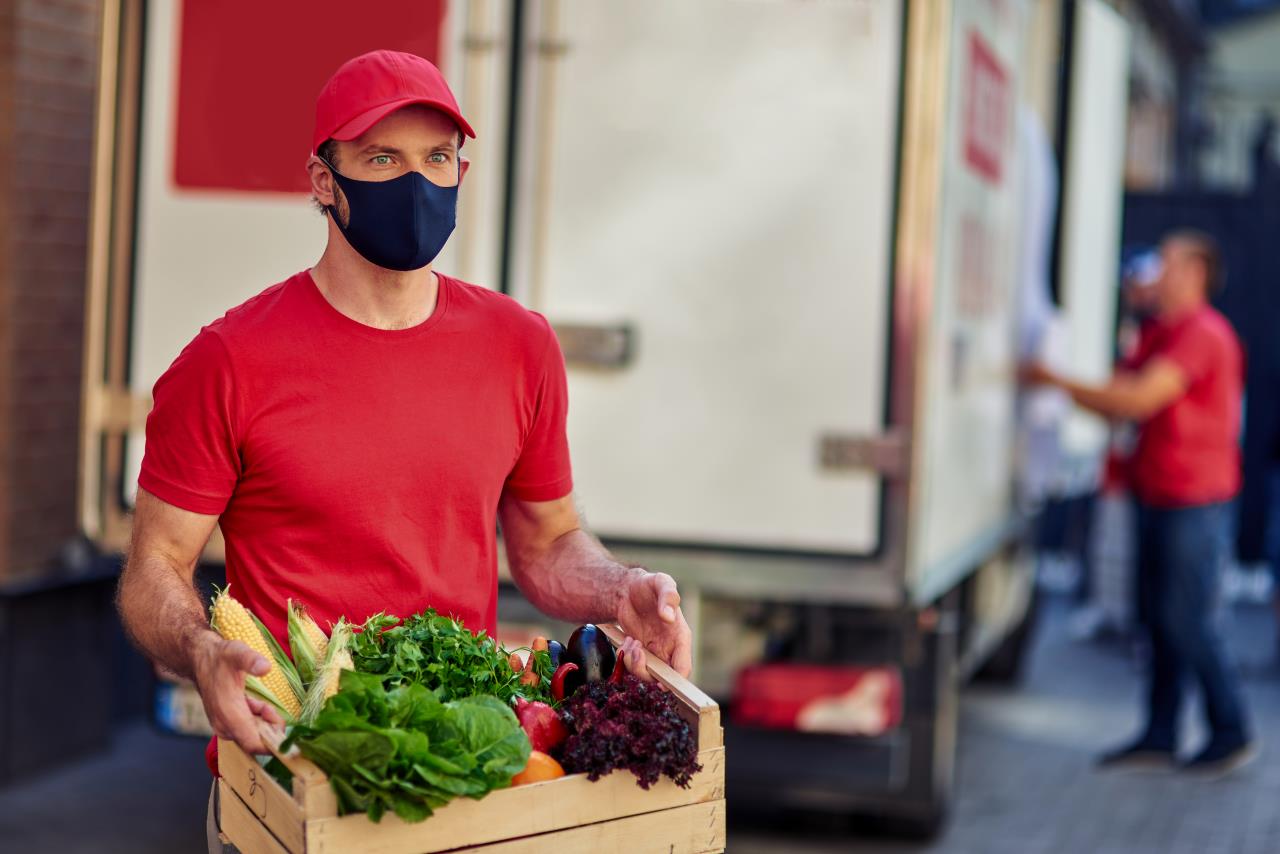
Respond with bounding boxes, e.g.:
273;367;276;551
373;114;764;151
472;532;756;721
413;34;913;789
82;0;1132;833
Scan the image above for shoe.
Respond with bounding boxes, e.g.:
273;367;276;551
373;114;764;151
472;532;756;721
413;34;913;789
1096;738;1176;772
1181;739;1258;780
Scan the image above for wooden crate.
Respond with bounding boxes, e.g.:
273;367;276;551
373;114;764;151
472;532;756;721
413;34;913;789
218;624;726;853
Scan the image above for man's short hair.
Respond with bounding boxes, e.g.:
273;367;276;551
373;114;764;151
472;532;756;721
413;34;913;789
1167;228;1225;295
314;139;340;215
317;138;341;170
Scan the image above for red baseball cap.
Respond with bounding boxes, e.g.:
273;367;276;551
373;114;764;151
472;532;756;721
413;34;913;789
312;49;475;154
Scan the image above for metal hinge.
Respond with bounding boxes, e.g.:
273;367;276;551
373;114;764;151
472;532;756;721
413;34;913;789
551;322;634;369
463;35;503;53
535;38;571;58
818;430;908;478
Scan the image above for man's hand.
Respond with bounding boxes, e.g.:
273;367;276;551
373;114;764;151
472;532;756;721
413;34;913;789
191;630;283;755
499;493;695;678
1019;361;1060;387
615;570;693;677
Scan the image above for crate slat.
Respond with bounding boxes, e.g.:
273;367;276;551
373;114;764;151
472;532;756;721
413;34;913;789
296;775;340;819
218;738;307;853
304;746;724;854
438;800;725;854
220;779;296;854
252;720;339;818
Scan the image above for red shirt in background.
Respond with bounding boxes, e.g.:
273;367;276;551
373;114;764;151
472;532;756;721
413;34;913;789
141;270;573;646
1128;306;1243;508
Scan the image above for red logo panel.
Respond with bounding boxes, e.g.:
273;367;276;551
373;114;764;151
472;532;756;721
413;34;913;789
173;0;446;194
963;31;1009;185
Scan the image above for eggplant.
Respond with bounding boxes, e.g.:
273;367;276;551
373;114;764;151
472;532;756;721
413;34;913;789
547;639;565;670
562;624;616;697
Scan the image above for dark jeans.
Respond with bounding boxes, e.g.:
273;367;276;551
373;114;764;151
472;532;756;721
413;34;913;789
1135;501;1250;748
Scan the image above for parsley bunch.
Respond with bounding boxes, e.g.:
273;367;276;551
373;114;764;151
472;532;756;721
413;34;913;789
349;610;554;706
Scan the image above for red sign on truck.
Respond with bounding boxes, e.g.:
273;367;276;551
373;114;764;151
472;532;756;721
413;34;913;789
963;30;1009;185
173;0;445;194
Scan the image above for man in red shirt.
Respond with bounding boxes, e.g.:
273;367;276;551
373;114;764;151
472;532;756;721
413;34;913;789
1024;230;1254;777
116;51;690;778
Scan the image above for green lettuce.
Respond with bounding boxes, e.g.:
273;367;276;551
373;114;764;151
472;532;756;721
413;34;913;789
282;670;531;823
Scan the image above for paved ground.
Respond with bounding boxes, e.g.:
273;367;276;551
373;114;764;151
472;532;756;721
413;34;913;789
0;719;211;853
1;596;1277;853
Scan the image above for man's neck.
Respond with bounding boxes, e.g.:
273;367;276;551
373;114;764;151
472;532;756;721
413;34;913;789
310;235;440;331
1158;293;1206;326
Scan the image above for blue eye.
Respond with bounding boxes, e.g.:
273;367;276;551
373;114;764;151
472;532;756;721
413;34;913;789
372;154;392;166
430;152;448;164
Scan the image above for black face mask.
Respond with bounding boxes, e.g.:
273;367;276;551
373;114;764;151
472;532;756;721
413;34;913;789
321;157;457;271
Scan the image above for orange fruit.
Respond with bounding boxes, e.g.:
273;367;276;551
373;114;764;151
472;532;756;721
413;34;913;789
512;750;565;785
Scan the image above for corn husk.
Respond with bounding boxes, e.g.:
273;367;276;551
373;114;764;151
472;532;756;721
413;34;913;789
301;618;353;725
247;609;306;707
287;600;329;688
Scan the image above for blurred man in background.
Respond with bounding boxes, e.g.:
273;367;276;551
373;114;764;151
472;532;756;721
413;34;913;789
1116;249;1161;363
1023;230;1255;778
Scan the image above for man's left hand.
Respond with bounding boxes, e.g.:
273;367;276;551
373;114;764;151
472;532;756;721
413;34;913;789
615;570;693;677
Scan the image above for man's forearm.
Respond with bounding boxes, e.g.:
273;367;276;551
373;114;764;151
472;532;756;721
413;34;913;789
117;553;216;680
507;529;641;625
1057;377;1145;421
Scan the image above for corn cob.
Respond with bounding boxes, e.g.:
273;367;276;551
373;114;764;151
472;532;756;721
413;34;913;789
301;618;353;724
209;587;304;722
301;609;328;658
287;600;329;688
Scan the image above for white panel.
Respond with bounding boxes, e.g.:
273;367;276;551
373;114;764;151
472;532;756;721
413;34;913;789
526;0;902;552
440;0;514;287
910;0;1027;594
1058;0;1131;455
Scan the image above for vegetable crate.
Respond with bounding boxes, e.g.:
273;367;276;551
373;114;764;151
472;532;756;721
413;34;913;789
218;625;726;853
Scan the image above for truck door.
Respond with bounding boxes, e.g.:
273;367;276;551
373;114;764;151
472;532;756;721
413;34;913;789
506;0;904;556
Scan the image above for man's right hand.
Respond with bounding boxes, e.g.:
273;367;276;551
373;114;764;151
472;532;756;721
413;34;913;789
191;630;283;755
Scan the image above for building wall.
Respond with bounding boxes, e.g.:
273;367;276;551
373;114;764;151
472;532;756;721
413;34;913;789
0;0;100;583
1114;0;1181;189
1200;10;1280;189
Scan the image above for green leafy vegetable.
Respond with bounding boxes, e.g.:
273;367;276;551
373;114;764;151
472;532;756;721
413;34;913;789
283;670;531;823
349;610;555;706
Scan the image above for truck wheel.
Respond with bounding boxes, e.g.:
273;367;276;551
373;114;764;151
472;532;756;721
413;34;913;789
974;588;1039;684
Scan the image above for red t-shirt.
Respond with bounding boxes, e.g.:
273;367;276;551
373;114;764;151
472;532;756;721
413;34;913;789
141;269;573;644
1129;306;1242;507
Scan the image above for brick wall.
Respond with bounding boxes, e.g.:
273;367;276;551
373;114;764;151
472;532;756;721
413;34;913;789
0;0;100;583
